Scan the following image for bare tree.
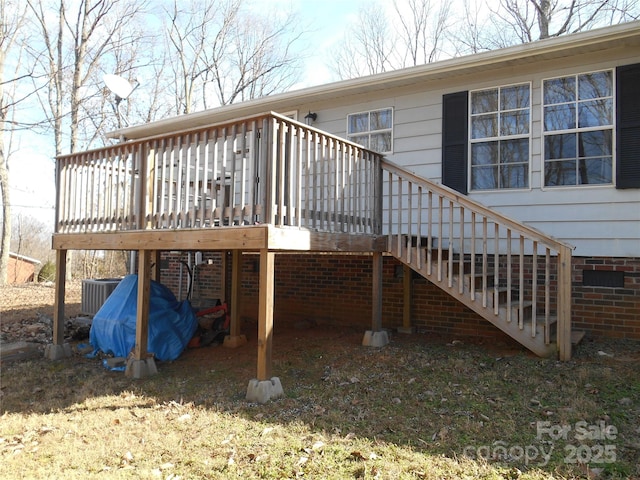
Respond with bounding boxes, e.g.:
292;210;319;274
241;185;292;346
394;0;451;65
26;0;150;155
329;0;451;80
486;0;640;46
210;9;304;105
164;0;305;114
22;0;150;281
10;213;54;264
330;0;639;79
449;0;501;54
329;3;394;79
0;0;28;285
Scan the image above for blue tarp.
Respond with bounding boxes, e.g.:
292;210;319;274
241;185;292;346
89;275;198;362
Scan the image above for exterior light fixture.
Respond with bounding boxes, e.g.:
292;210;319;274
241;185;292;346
304;111;317;125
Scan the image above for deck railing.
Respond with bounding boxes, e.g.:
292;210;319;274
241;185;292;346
55;112;383;235
382;159;574;359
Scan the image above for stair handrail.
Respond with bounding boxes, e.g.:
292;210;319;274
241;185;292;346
381;159;575;252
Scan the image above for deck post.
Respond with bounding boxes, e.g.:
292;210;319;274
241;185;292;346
557;246;573;361
224;249;247;348
398;265;415;334
246;248;283;403
126;249;157;378
44;249;72;360
362;251;389;347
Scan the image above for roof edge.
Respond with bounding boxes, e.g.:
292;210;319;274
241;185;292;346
108;21;640;140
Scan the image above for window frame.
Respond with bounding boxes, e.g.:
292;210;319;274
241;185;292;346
346;107;394;154
541;69;616;189
468;82;532;192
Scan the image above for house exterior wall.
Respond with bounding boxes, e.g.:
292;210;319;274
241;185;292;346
153;28;640;345
299;45;640;258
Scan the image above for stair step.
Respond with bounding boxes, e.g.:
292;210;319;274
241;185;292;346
508;301;533;323
549;329;585;346
403;235;447;250
462;273;496;290
571;330;586;345
493;287;510;304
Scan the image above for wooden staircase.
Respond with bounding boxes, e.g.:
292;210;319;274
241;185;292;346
391;236;559;357
381;160;577;359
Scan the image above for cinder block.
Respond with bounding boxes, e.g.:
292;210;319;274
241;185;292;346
246;377;284;403
362;330;389;347
44;343;72;360
125;357;158;378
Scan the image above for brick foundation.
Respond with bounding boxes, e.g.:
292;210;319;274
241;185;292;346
158;252;640;341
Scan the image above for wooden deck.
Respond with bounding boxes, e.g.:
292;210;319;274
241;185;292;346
49;111;576;400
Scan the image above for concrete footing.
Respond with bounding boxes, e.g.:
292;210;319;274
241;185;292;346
397;326;416;334
362;330;389;347
223;335;247;348
125;357;158;378
246;377;284;403
44;343;72;360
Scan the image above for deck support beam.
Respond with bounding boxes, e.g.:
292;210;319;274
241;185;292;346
246;248;283;403
45;249;72;360
224;250;247;348
397;265;415;334
126;249;157;378
557;246;573;361
362;251;389;347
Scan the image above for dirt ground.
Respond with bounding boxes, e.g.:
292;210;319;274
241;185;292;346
1;281;639;364
0;280;528;364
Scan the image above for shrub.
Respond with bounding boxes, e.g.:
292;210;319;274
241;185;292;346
38;260;56;282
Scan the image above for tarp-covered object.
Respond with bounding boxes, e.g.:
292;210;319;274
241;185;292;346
90;275;198;361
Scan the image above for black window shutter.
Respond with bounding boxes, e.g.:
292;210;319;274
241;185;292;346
442;91;469;194
616;63;640;189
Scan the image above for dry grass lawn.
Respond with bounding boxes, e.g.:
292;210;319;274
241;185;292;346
1;283;639;479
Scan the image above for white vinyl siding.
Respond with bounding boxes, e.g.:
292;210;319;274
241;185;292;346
306;51;637;257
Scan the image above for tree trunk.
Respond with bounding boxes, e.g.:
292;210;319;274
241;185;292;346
0;145;10;286
534;0;552;39
0;43;10;285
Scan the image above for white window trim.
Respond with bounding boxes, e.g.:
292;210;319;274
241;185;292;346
540;69;616;190
468;82;532;193
346;107;394;154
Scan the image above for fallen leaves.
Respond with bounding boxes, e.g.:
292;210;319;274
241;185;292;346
0;425;57;456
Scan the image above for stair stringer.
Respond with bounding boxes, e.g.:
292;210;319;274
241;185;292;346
389;240;557;358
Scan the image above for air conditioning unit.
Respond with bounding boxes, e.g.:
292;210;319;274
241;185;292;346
81;278;121;315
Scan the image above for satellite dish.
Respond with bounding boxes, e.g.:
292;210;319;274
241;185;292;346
104;74;138;101
104;74;140;128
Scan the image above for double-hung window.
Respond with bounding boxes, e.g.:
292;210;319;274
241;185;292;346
347;108;393;154
470;83;530;190
543;70;614;186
